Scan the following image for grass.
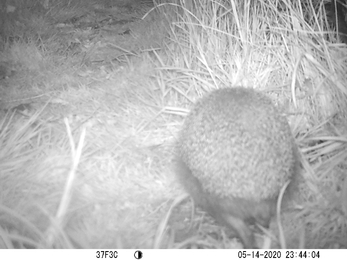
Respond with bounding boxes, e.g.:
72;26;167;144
0;0;346;249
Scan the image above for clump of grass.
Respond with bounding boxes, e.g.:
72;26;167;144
1;0;346;249
0;108;87;248
153;0;347;248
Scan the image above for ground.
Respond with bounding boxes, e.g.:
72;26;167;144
0;0;347;249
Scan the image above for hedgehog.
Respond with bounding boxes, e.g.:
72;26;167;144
176;87;298;248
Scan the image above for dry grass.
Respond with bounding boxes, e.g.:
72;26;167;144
0;0;346;249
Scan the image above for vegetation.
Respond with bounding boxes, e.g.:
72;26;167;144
0;0;346;248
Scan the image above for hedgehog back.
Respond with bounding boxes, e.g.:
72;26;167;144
179;87;296;201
